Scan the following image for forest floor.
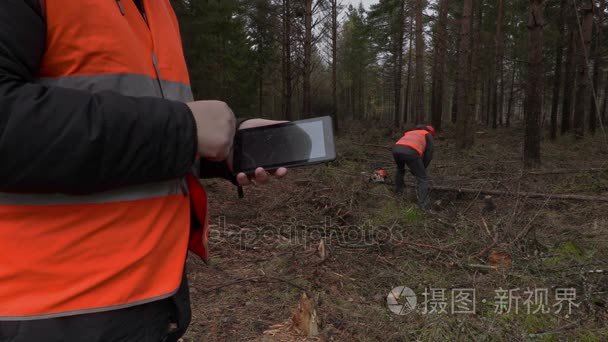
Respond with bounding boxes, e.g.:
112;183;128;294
183;123;608;342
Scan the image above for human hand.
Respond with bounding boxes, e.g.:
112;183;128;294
187;101;236;161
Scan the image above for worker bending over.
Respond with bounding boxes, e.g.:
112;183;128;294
392;125;436;210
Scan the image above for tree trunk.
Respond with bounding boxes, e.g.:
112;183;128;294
486;75;492;125
506;63;516;127
562;28;576;134
348;79;353;120
470;0;482;126
303;0;313;118
282;0;293;121
602;73;608;124
573;0;593;140
456;0;474;149
488;67;495;127
499;57;505;125
524;0;544;168
331;0;339;132
481;77;488;125
550;0;567;140
431;0;449;131
492;0;504;130
589;0;605;135
403;16;414;125
394;0;406;128
415;0;426;123
451;17;461;124
451;84;458;123
425;184;608;202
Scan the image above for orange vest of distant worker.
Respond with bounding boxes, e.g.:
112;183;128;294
395;130;430;156
0;0;207;320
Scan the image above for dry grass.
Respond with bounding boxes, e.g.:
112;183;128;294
183;123;608;342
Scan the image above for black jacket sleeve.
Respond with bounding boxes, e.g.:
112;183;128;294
0;0;197;193
423;135;434;168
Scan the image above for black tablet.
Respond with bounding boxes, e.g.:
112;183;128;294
233;116;336;174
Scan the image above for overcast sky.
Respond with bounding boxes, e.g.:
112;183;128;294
343;0;377;10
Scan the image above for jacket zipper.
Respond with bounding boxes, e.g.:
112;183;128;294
151;53;166;99
115;0;125;15
136;0;166;100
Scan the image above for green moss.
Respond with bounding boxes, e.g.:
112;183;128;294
575;328;608;342
522;314;553;334
404;206;422;222
550;171;608;194
543;241;593;267
557;241;584;258
371;201;425;227
576;333;602;342
409;320;451;342
534;335;558;342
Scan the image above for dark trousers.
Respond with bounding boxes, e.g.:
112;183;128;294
0;271;191;342
392;145;430;209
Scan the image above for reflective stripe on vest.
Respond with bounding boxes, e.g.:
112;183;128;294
0;0;195;319
395;130;429;156
0;179;182;205
38;74;194;102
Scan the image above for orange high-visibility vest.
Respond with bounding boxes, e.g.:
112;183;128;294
395;130;430;156
0;0;203;320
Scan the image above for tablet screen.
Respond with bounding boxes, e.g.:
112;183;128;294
235;117;334;172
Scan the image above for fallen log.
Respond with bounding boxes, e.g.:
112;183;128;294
351;142;391;149
426;185;608;202
527;167;607;175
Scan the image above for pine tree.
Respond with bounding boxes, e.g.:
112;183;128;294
431;0;448;131
573;0;593;140
524;0;544;168
456;0;475;149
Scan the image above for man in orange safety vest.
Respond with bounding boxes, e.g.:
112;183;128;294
393;125;436;209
